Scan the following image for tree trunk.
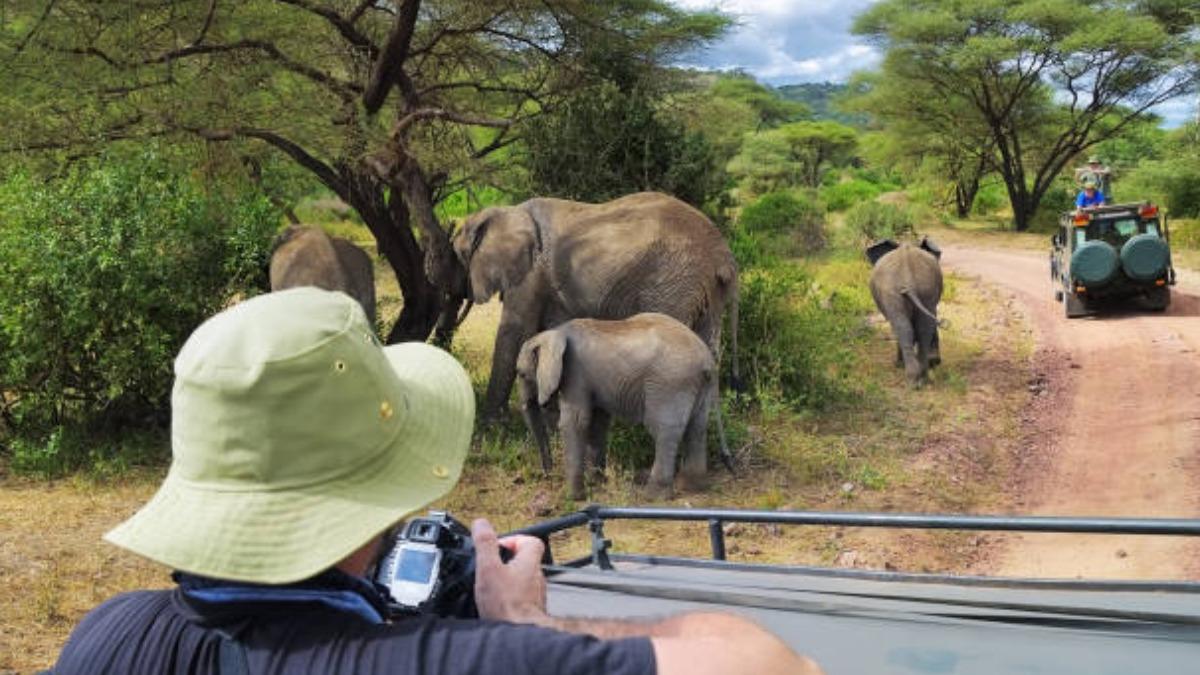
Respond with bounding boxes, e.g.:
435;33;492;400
337;165;445;343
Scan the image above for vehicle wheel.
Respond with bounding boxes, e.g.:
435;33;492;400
1140;287;1170;312
1054;289;1064;302
1064;293;1088;318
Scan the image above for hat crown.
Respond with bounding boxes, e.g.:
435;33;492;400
171;288;403;489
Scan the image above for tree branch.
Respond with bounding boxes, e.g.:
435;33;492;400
184;124;346;194
364;0;421;114
192;0;218;46
275;0;378;58
393;107;513;136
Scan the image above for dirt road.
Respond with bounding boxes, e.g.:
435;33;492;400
945;247;1200;580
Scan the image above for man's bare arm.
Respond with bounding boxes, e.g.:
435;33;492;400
471;519;824;675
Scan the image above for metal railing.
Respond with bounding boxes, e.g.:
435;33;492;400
508;505;1200;571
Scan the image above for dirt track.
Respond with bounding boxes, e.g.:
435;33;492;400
945;247;1200;580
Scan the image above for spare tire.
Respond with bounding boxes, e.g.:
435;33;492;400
1070;240;1118;287
1120;233;1170;282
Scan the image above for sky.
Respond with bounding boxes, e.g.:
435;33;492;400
672;0;1196;128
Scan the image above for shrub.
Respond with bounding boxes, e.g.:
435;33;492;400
728;260;860;410
738;191;826;254
1122;158;1200;218
845;201;916;241
0;153;280;468
820;179;884;212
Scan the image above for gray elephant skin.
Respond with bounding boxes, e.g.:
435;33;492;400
453;192;739;421
866;238;943;386
516;313;718;500
270;225;377;325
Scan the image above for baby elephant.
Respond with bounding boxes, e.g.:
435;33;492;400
516;313;718;500
866;237;944;386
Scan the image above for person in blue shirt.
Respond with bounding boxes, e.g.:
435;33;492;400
1076;181;1106;210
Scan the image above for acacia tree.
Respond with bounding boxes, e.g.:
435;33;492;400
854;0;1199;230
846;71;997;217
0;1;726;343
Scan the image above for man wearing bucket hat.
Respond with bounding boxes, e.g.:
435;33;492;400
51;288;820;675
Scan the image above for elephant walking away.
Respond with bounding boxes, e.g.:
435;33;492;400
516;313;725;500
866;237;944;386
453;192;739;422
270;225;376;325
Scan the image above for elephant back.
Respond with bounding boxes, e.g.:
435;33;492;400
1070;240;1119;286
1119;233;1170;282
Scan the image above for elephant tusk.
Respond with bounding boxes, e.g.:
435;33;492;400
454;300;474;329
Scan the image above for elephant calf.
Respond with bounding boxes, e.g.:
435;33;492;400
270;225;376;325
866;237;944;386
516;313;718;500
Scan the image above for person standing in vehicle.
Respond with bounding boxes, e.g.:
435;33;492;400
48;287;823;675
1075;155;1113;198
1076;181;1106;210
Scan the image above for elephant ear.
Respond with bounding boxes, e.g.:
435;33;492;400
919;236;942;260
865;239;900;266
533;331;567;407
459;208;539;304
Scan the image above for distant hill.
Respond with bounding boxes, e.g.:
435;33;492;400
776;82;868;128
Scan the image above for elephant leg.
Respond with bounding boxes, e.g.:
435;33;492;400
915;311;938;380
559;404;590;500
645;422;685;500
929;324;942;368
894;343;904;369
483;319;535;422
586;410;611;485
889;316;922;386
677;393;710;493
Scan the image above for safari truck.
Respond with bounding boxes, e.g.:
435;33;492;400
1050;202;1175;317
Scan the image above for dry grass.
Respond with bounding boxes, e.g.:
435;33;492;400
0;220;1038;672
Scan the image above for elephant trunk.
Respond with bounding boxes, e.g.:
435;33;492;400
519;381;554;475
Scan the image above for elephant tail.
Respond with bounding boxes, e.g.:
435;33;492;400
704;371;736;475
901;287;949;329
717;263;742;392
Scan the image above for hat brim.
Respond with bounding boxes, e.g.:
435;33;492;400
105;342;475;584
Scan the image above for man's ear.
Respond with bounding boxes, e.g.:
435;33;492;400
919;236;942;259
865;239;900;266
534;331;567;407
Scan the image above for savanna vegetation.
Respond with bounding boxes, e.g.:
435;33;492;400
0;1;1197;668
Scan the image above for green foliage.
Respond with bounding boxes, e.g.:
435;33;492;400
0;153;279;463
821;179;885;212
728;121;859;196
523;82;727;211
436;186;512;222
1123;157;1200;218
732;261;863;410
1172;219;1200;248
845;201;917;241
709;73;811;128
776;82;868;127
972;181;1008;214
738;191;826;254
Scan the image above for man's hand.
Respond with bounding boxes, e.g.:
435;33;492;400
472;519;549;624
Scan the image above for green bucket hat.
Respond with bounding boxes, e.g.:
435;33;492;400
105;287;474;584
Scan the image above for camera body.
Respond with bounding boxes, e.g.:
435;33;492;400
373;511;498;619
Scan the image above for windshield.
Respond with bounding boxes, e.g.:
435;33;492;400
1082;217;1148;247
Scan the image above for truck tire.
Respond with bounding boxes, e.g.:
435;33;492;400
1064;292;1088;318
1120;234;1171;282
1139;286;1170;312
1070;240;1118;286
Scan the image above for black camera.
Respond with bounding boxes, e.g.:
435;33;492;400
372;511;509;619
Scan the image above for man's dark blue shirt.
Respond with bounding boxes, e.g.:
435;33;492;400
51;570;655;674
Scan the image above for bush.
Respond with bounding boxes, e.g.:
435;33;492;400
1122;158;1200;218
820;179;884;212
729;260;860;410
0;153;280;467
738;191;826;254
845;201;916;241
972;181;1007;214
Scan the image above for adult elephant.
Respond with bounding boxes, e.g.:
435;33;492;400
866;237;943;386
453;192;739;421
270;225;377;325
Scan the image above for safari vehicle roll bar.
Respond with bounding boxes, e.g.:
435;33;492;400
509;505;1200;582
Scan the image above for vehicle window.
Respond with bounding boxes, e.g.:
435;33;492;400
1074;228;1087;247
1144;222;1160;237
1088;218;1138;246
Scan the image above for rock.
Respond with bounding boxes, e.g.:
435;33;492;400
1115;548;1128;559
841;482;856;494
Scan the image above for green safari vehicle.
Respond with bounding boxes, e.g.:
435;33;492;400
1050;202;1175;317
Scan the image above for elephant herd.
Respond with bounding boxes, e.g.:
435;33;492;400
269;192;945;499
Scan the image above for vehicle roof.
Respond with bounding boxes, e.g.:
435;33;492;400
547;556;1200;674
